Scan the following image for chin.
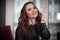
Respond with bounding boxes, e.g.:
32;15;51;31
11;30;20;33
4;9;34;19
33;15;38;17
32;16;37;18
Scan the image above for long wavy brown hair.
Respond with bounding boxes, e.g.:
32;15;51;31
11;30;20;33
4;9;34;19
18;2;42;37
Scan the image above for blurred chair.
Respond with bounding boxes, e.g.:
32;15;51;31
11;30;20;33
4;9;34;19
0;25;13;40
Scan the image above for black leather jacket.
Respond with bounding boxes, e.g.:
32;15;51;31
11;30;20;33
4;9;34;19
15;23;50;40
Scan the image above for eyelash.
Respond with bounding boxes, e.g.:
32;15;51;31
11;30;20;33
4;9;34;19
28;9;31;11
33;7;36;9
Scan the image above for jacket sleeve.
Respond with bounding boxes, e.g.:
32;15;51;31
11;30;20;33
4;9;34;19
15;27;23;40
40;23;50;40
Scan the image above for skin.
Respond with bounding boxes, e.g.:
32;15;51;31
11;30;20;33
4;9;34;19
26;3;38;24
26;3;38;19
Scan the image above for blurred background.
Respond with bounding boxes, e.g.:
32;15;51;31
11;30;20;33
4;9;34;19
0;0;60;40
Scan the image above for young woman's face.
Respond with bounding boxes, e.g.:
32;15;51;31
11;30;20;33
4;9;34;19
26;3;38;19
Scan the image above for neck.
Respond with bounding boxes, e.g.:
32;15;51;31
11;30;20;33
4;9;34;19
29;18;36;25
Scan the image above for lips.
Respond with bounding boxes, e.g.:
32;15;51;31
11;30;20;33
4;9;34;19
32;12;36;15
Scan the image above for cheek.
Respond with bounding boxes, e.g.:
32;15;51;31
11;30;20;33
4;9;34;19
35;9;38;13
35;10;38;15
26;11;32;17
27;13;32;17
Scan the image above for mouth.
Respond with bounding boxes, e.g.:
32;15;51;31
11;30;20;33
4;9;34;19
32;13;36;15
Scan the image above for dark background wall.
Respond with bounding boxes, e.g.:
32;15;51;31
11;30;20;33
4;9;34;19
0;0;6;26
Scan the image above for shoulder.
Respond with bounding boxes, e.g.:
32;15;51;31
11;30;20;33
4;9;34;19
15;27;24;40
16;27;22;34
16;27;21;30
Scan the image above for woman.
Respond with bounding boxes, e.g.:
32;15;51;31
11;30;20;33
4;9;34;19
15;2;50;40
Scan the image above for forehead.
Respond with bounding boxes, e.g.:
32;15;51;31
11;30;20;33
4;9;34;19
26;3;34;9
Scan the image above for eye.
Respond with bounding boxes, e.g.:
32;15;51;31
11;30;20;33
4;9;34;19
33;7;37;9
28;8;31;11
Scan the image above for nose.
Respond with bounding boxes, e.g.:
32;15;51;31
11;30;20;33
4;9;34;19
32;9;35;12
